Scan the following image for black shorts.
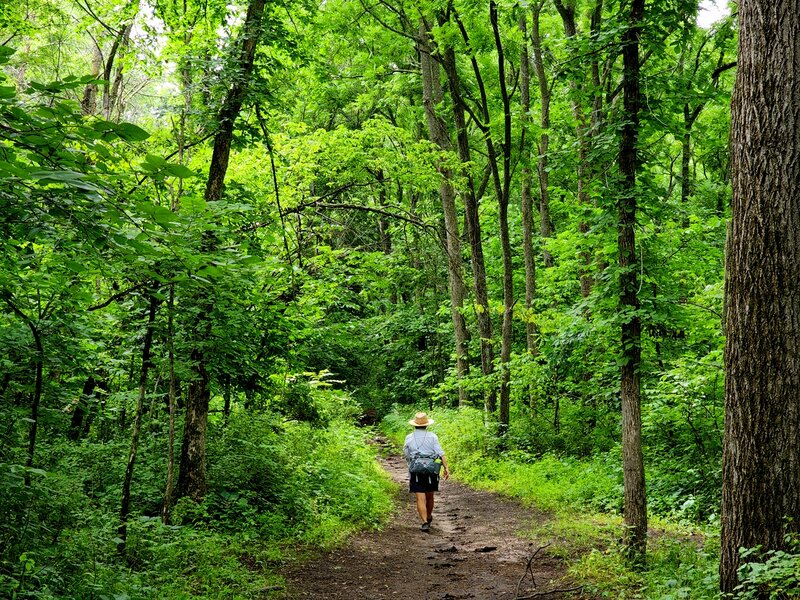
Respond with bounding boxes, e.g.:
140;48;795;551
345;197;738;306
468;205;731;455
409;472;440;493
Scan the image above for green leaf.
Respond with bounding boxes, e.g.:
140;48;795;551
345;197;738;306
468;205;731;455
0;47;15;63
0;160;29;179
163;163;195;178
115;122;150;142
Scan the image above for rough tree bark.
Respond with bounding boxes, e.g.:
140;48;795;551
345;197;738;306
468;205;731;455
619;0;647;563
720;1;800;592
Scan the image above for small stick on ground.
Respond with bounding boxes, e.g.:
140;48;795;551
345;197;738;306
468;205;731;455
514;585;584;599
514;543;551;598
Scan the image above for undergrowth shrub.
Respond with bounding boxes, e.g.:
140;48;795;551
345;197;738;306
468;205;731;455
735;536;800;599
383;406;621;513
2;391;395;599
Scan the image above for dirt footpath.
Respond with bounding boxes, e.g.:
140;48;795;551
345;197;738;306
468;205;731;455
280;452;586;600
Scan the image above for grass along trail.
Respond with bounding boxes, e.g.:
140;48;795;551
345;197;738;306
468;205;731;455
279;448;589;600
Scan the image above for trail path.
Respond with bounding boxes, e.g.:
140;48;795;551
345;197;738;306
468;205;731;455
280;449;587;600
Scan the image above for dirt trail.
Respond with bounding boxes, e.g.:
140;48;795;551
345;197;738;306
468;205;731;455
280;450;586;600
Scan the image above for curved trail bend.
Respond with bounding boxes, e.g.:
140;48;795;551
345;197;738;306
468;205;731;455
281;450;587;600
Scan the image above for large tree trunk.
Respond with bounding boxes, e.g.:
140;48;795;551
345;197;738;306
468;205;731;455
417;21;470;406
619;0;647;563
178;0;268;501
720;1;800;593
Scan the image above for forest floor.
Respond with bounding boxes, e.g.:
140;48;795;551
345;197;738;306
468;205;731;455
278;441;591;600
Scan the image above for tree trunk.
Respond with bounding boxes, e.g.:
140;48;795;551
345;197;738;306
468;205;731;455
720;1;800;592
1;295;44;487
490;0;514;434
162;284;178;524
178;0;268;501
417;21;470;406
519;13;537;355
118;294;157;555
530;2;554;269
554;0;594;297
26;325;43;488
439;42;495;413
619;0;647;563
81;42;103;116
68;376;96;441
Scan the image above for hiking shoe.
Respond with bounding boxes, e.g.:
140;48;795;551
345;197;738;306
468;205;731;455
421;522;430;532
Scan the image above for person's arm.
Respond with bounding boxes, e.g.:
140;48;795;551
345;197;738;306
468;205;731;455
440;454;450;480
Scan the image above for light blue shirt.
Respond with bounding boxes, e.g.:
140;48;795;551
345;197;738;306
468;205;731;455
403;429;444;463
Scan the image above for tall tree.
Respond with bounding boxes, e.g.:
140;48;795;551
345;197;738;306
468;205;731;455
519;10;537;354
438;31;495;413
416;20;471;406
720;0;800;592
178;0;268;501
618;0;647;562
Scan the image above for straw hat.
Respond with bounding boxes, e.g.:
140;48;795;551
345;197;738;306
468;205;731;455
409;412;434;427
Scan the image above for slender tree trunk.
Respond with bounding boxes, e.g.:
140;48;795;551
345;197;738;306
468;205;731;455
1;296;43;487
417;21;470;406
439;43;495;413
179;0;268;501
81;42;103;116
720;1;800;592
162;285;178;524
554;0;594;297
619;0;647;563
118;294;157;555
520;13;537;355
530;1;554;268
490;0;514;434
106;22;133;121
68;376;96;441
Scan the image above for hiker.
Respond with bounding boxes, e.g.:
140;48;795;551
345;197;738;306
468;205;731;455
403;412;450;532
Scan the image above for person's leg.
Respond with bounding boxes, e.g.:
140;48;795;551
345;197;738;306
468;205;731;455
425;492;434;522
415;492;427;523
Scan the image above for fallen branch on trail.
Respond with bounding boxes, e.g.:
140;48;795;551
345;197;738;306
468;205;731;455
515;542;550;597
514;586;584;599
514;543;583;599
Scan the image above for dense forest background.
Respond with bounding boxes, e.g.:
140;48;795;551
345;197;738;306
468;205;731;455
4;0;794;598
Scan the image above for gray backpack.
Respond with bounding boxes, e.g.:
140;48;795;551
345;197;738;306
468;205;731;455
408;433;442;475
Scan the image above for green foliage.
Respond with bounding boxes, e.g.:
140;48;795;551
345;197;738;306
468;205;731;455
1;0;742;597
735;537;800;599
0;403;395;598
571;535;720;599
